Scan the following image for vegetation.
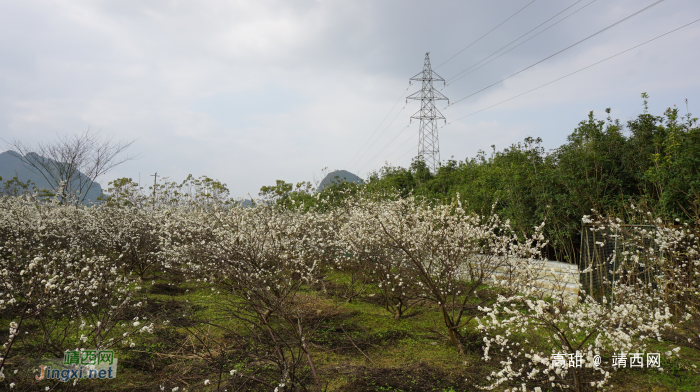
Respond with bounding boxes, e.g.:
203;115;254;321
274;96;700;264
1;96;700;391
3;130;137;204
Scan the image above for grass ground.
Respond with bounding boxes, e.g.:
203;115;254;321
5;274;700;391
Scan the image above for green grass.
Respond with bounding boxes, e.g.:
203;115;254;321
5;274;700;391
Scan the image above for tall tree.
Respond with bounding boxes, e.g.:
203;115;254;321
5;130;137;204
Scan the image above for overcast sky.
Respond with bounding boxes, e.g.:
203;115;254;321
2;0;699;198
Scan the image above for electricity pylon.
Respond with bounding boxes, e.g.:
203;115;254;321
407;52;448;173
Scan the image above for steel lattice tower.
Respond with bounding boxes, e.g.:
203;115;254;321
407;52;448;173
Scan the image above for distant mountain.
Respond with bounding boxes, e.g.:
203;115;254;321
317;170;362;192
0;150;102;203
237;199;254;208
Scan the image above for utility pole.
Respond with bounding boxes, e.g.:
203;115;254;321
407;52;448;173
151;172;158;200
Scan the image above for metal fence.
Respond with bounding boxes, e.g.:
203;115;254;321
578;224;658;299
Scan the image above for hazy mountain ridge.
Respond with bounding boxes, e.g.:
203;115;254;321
0;150;102;203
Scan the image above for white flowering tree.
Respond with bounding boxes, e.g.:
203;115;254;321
0;196;154;382
102;174;237;209
584;208;700;348
474;211;677;392
4;183;693;391
476;288;671;391
165;203;335;391
94;205;166;280
338;196;547;354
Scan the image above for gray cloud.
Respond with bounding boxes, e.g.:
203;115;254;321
2;0;699;197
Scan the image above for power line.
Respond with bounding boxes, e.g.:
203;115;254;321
447;0;668;107
357;122;412;174
370;128;421;172
390;145;419;167
435;0;537;70
447;17;700;123
346;86;410;168
444;0;599;88
386;129;419;163
366;130;418;173
350;100;411;172
445;0;586;84
372;143;417;173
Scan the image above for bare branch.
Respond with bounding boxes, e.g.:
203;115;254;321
3;129;139;204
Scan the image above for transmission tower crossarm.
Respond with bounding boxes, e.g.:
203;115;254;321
406;89;449;101
410;106;445;121
410;70;446;83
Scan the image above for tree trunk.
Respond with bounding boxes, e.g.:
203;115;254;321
440;305;466;355
447;326;466;355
